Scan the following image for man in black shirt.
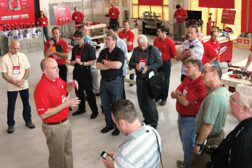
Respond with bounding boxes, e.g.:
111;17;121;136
209;85;252;168
129;34;162;128
96;32;124;136
70;30;98;119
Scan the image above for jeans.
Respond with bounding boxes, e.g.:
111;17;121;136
100;78;124;127
157;61;171;101
178;115;196;168
43;27;50;41
136;77;159;127
7;89;32;126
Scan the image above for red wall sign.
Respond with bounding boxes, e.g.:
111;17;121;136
221;10;236;25
53;5;72;25
199;0;234;9
139;0;163;6
0;0;35;30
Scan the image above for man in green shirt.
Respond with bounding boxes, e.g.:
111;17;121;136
189;64;229;168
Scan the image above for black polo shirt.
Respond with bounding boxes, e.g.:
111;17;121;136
97;46;124;79
71;43;96;69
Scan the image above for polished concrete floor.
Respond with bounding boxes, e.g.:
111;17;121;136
0;36;250;168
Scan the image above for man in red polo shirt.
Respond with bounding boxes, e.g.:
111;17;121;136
206;31;220;66
109;3;120;27
154;26;177;105
197;31;218;65
171;58;207;168
119;20;135;84
72;7;85;25
244;45;252;69
44;27;69;82
174;4;188;41
34;57;80;168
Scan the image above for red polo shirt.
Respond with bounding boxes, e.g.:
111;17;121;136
174;8;188;22
207;39;220;60
34;75;69;124
154;36;177;61
37;17;48;27
109;7;120;19
201;41;219;65
44;38;69;65
176;76;207;116
250;45;252;52
118;29;135;51
72;11;85;23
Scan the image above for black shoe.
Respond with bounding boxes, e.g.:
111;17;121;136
101;126;114;133
72;109;86;116
159;99;167;106
90;113;98;119
26;122;35;129
95;93;101;96
7;126;14;134
69;107;72;111
112;128;120;136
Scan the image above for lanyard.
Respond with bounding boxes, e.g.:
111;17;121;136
106;51;114;61
75;43;86;58
8;52;20;67
208;83;225;95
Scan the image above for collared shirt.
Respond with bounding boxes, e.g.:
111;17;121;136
44;38;69;65
201;41;219;65
72;11;85;23
0;52;30;91
196;87;229;135
174;8;188;22
181;38;204;75
104;37;128;76
118;30;135;51
37;16;48;27
154;36;177;61
109;7;120;19
114;124;161;168
176;76;207;116
97;46;124;79
206;39;220;60
34;75;69;124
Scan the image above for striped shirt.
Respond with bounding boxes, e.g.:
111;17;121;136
114;124;161;168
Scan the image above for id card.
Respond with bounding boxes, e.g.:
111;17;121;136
75;55;81;61
13;66;20;75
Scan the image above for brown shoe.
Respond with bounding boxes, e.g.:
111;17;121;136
7;126;14;134
26;122;35;129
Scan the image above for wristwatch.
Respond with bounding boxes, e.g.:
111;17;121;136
195;141;202;147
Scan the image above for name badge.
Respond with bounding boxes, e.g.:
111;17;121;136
43;21;46;24
139;57;146;68
13;66;20;75
112;13;115;16
183;89;187;95
75;17;78;19
75;55;81;61
62;95;66;103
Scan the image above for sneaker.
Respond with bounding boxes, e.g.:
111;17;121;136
176;160;185;168
159;99;167;106
26;122;35;129
112;128;120;136
7;126;14;134
101;126;114;133
90;113;98;119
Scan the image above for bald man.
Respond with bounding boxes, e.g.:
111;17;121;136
34;58;80;168
0;40;35;134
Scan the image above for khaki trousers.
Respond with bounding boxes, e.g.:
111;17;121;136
42;120;73;168
174;22;186;41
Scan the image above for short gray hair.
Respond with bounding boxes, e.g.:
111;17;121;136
137;34;148;43
236;85;252;109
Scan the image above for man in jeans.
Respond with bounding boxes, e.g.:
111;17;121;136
96;32;124;136
171;58;207;168
0;40;35;134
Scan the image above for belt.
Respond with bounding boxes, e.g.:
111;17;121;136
44;118;68;125
102;76;122;81
180;114;196;118
137;76;148;80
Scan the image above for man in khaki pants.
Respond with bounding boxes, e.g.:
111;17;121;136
34;58;80;168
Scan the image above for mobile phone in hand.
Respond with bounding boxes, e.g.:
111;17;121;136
100;151;113;160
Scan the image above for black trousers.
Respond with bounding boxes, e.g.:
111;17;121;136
110;19;119;27
136;77;159;127
73;68;98;114
58;64;67;82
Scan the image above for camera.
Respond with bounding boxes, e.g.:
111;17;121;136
100;151;113;160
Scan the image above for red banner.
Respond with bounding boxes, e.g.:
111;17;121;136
221;10;236;25
0;0;35;30
199;0;234;9
53;5;72;25
138;0;163;6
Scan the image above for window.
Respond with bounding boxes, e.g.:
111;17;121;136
132;0;169;21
